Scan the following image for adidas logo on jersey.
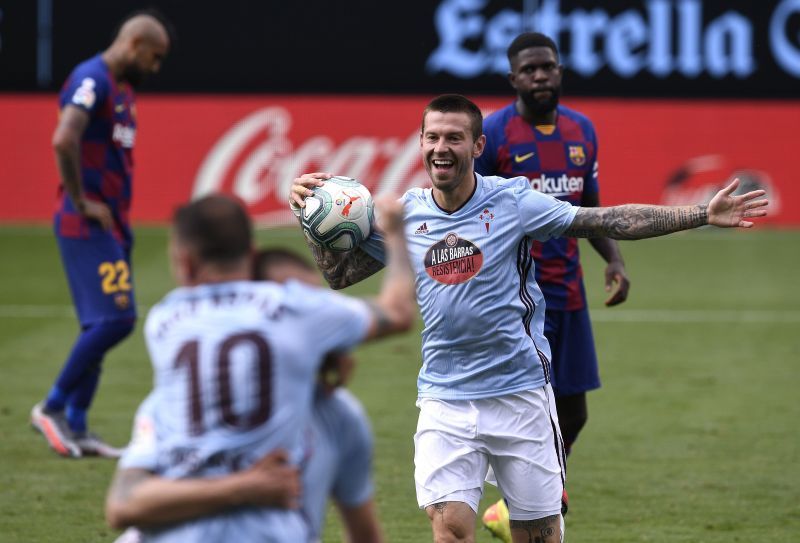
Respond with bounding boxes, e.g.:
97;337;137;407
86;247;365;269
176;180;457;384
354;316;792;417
414;222;429;235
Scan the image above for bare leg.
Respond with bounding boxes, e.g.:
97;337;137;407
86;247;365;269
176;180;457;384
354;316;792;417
555;392;588;457
510;514;562;543
425;501;476;543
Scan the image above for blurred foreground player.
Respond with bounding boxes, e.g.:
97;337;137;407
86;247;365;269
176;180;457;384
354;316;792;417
31;10;171;458
105;195;413;542
254;248;384;543
108;248;385;543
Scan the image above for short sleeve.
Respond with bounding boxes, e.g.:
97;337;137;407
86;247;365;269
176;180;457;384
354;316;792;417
515;179;578;241
360;231;386;264
118;393;160;471
286;281;373;353
353;191;410;265
60;63;109;115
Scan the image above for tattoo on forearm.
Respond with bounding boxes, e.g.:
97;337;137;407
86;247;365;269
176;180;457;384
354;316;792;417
565;204;708;240
510;514;560;543
307;242;384;290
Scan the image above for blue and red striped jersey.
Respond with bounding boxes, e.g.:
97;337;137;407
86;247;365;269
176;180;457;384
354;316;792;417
476;103;599;310
55;54;136;247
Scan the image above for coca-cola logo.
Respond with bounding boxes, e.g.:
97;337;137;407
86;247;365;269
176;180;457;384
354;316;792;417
427;0;800;79
193;107;430;223
660;154;781;216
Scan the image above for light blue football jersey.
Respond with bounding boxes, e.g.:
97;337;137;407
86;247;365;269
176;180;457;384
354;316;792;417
120;279;371;543
362;174;578;400
302;387;374;541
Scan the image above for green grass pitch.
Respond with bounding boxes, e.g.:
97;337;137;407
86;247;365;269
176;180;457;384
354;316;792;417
0;225;798;542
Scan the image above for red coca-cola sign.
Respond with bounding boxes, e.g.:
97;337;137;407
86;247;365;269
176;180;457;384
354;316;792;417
0;95;797;225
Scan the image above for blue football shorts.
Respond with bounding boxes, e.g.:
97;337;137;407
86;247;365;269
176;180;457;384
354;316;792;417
55;229;137;326
543;307;600;396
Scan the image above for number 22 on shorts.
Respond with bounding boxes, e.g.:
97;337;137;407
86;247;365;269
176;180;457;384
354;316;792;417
98;260;132;294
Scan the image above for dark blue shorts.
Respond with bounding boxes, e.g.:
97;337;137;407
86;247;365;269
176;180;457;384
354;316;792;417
55;230;137;327
543;307;600;396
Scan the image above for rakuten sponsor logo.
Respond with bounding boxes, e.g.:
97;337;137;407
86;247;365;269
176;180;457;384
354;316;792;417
193;107;429;223
112;124;135;148
529;174;583;197
427;0;800;79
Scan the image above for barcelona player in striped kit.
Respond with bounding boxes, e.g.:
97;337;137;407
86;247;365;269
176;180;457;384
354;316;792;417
31;12;170;458
476;32;631;465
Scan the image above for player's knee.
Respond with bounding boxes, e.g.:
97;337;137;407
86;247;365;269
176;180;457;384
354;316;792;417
426;503;473;543
109;318;136;339
92;318;136;347
432;523;472;543
510;514;562;542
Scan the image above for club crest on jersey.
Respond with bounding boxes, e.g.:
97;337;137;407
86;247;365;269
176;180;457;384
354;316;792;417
478;208;494;233
114;293;130;310
424;233;483;285
569;145;586;166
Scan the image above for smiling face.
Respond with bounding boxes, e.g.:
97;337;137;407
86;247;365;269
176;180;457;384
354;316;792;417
509;46;563;118
420;110;486;204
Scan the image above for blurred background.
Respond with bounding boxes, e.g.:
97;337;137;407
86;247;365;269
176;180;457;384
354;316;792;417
1;2;799;542
1;0;799;225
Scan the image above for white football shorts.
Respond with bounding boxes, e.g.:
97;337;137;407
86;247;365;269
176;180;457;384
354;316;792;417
414;385;565;520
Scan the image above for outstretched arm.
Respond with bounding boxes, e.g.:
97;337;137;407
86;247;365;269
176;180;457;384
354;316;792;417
291;172;385;289
564;179;768;240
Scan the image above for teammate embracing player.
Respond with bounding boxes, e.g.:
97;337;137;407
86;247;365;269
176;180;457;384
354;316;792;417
475;33;630;539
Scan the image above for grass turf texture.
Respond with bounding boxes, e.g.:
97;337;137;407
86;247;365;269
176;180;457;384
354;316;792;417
0;226;798;542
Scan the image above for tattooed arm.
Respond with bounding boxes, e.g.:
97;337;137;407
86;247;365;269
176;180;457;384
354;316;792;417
564;204;709;239
290;172;386;289
564;178;768;240
306;242;385;290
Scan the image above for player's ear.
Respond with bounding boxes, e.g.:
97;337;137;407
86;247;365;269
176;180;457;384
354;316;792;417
473;134;486;158
183;252;199;284
169;240;197;285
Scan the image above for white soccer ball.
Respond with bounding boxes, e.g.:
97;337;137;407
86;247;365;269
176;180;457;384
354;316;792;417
300;176;374;252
